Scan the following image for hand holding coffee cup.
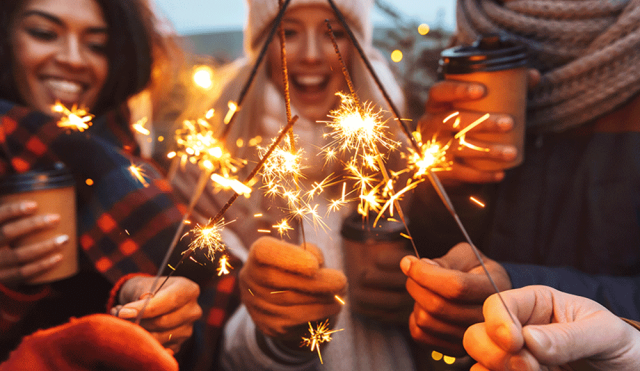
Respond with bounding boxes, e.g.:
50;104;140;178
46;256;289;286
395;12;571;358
0;200;69;286
0;166;77;285
418;35;532;184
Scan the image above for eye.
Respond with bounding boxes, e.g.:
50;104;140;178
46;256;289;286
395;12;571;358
88;42;107;55
284;28;298;38
329;29;347;39
27;28;56;41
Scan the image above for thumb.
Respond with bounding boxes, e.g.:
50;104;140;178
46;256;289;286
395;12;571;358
523;322;605;366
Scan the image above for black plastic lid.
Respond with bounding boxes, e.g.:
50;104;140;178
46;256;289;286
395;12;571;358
439;34;527;75
0;164;75;195
340;211;407;242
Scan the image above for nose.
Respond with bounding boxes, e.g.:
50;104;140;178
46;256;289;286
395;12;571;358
301;31;323;63
55;36;87;69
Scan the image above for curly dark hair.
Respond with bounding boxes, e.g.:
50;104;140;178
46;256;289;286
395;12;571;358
0;0;159;115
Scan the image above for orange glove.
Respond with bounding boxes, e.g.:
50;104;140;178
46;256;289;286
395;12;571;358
0;314;178;371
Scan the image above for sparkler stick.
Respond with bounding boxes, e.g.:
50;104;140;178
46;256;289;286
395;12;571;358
220;0;293;141
135;116;300;324
325;0;420;153
426;169;516;324
278;2;308;248
324;0;516;323
326;21;420;258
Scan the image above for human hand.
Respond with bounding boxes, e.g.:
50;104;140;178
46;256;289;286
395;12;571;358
463;286;640;371
0;314;178;371
417;69;540;185
240;237;347;342
111;276;202;353
400;243;511;355
345;240;413;325
0;201;69;286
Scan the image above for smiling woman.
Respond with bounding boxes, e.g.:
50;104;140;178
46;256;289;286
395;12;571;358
0;0;228;367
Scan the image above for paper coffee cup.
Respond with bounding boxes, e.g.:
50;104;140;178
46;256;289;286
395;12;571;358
439;34;528;171
0;165;78;284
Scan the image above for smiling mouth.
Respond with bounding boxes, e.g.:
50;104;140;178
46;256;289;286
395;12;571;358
291;74;330;95
43;78;86;106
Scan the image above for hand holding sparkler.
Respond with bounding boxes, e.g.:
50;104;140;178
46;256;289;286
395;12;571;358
110;275;202;353
400;243;512;356
239;237;346;343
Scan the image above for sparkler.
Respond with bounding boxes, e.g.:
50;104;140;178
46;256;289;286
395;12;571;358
325;0;516;323
128;164;149;188
136;116;300;324
325;21;419;258
52;102;93;132
301;320;344;364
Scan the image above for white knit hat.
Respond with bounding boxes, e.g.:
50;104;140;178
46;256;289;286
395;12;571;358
244;0;374;55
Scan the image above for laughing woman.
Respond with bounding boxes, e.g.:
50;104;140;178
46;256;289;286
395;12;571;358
0;0;210;364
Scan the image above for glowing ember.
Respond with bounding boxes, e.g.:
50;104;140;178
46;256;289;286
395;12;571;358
301;320;343;364
52;102;93;132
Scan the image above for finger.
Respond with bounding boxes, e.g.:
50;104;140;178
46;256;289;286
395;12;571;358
241;280;341;306
0;201;37;225
409;311;466;356
406;279;484;323
0;253;62;284
0;214;60;244
527;69;541;90
1;234;68;266
247;302;343;338
464;322;539;371
443;112;514;134
138;302;202;332
452;140;518;163
427;80;486;106
121;277;200;318
148;326;193;354
250;236;320;277
433;243;485;272
301;242;324;266
244;265;347;295
412;302;469;341
401;255;498;302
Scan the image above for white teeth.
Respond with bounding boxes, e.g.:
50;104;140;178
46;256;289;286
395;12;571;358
47;79;82;93
294;75;325;86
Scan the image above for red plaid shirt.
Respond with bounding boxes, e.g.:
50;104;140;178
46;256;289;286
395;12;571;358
0;99;240;369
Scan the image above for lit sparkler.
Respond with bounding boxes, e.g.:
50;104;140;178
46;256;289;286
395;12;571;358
129;164;149;187
301;320;344;364
186;218;229;261
217;254;233;276
52;102;93;132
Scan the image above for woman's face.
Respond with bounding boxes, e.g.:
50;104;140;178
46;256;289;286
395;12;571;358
10;0;109;113
266;5;353;121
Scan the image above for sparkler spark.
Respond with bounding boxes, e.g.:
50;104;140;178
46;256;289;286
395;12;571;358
52;102;93;132
132;117;150;135
129;164;149;187
217;254;233;276
301;320;344;364
186;219;230;261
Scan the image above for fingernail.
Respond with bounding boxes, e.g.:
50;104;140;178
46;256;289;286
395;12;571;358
497;116;513;131
502;146;517;160
44;214;60;223
494;172;505;181
420;258;440;266
467;84;485;98
507;356;528;371
496;324;513;345
117;308;138;319
400;256;413;274
524;328;548;349
20;201;37;212
55;235;69;245
49;254;63;264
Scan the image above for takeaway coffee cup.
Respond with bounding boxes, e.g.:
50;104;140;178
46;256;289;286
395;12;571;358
439;34;528;171
0;165;78;284
341;211;408;307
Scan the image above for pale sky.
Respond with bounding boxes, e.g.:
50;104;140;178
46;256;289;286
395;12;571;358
154;0;457;35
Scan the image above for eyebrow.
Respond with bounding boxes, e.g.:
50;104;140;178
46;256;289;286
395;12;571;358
20;10;108;34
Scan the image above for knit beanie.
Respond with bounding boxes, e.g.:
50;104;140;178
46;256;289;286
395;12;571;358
244;0;374;56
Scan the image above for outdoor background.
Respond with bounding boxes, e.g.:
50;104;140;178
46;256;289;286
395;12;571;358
153;0;458;120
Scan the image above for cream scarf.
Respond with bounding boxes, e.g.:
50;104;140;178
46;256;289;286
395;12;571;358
456;0;640;132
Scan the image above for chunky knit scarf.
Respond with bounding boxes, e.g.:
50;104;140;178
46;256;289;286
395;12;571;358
456;0;640;132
